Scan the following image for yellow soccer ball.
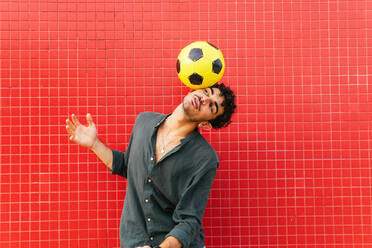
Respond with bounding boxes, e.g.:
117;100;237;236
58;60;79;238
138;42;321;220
176;41;225;89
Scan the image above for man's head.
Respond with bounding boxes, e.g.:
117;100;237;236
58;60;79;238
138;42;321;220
208;83;236;129
182;83;236;129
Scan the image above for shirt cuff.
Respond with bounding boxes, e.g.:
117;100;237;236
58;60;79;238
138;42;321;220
110;149;124;175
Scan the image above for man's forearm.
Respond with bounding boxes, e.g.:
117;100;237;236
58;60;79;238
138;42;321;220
90;138;113;170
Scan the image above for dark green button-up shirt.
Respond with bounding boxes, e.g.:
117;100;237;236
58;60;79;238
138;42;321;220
111;112;219;248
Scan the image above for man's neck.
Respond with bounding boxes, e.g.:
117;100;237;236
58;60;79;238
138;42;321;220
163;104;198;138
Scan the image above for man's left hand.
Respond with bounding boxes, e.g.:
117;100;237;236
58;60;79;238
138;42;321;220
159;236;182;248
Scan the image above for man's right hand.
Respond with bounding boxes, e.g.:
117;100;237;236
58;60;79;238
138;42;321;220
66;113;98;149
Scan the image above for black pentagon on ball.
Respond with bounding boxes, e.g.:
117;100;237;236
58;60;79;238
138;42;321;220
176;59;181;73
212;59;223;74
189;73;203;85
188;48;203;61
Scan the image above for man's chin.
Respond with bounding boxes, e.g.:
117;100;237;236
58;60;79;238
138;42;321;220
182;102;198;119
182;101;191;113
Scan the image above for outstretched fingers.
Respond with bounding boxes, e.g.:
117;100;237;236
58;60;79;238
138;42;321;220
86;113;94;127
71;114;81;126
66;118;74;131
65;119;75;141
66;114;82;142
66;113;96;146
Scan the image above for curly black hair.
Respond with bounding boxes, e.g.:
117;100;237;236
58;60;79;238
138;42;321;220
208;83;236;129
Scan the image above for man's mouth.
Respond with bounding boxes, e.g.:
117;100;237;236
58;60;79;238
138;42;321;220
192;95;201;110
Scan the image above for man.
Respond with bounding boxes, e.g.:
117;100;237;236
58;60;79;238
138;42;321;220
65;83;236;248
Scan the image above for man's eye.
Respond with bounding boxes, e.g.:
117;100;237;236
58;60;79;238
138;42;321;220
209;103;214;113
204;89;208;95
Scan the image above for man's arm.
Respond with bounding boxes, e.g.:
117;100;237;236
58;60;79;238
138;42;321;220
90;138;113;170
165;164;218;248
66;113;113;170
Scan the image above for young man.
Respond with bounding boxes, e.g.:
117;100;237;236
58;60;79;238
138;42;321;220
65;83;236;248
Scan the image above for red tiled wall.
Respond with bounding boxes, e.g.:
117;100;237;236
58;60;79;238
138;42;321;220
1;0;372;247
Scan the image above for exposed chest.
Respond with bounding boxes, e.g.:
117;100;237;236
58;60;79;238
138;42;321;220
155;127;181;163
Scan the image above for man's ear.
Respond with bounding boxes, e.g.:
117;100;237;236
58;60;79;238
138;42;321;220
198;121;212;130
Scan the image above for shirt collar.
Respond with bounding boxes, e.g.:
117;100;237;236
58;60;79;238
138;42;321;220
154;113;171;128
180;129;199;144
153;113;200;144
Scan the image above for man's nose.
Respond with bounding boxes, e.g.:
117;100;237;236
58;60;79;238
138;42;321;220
201;96;211;104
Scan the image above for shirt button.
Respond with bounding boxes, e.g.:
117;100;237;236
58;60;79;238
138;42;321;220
147;217;151;222
150;157;154;161
145;199;149;203
147;178;152;183
150;236;154;241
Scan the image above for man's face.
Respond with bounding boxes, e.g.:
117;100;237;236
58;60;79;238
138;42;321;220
182;87;225;123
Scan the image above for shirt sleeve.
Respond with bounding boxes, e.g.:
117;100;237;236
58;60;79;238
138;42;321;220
165;162;218;248
110;149;129;178
110;120;137;178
